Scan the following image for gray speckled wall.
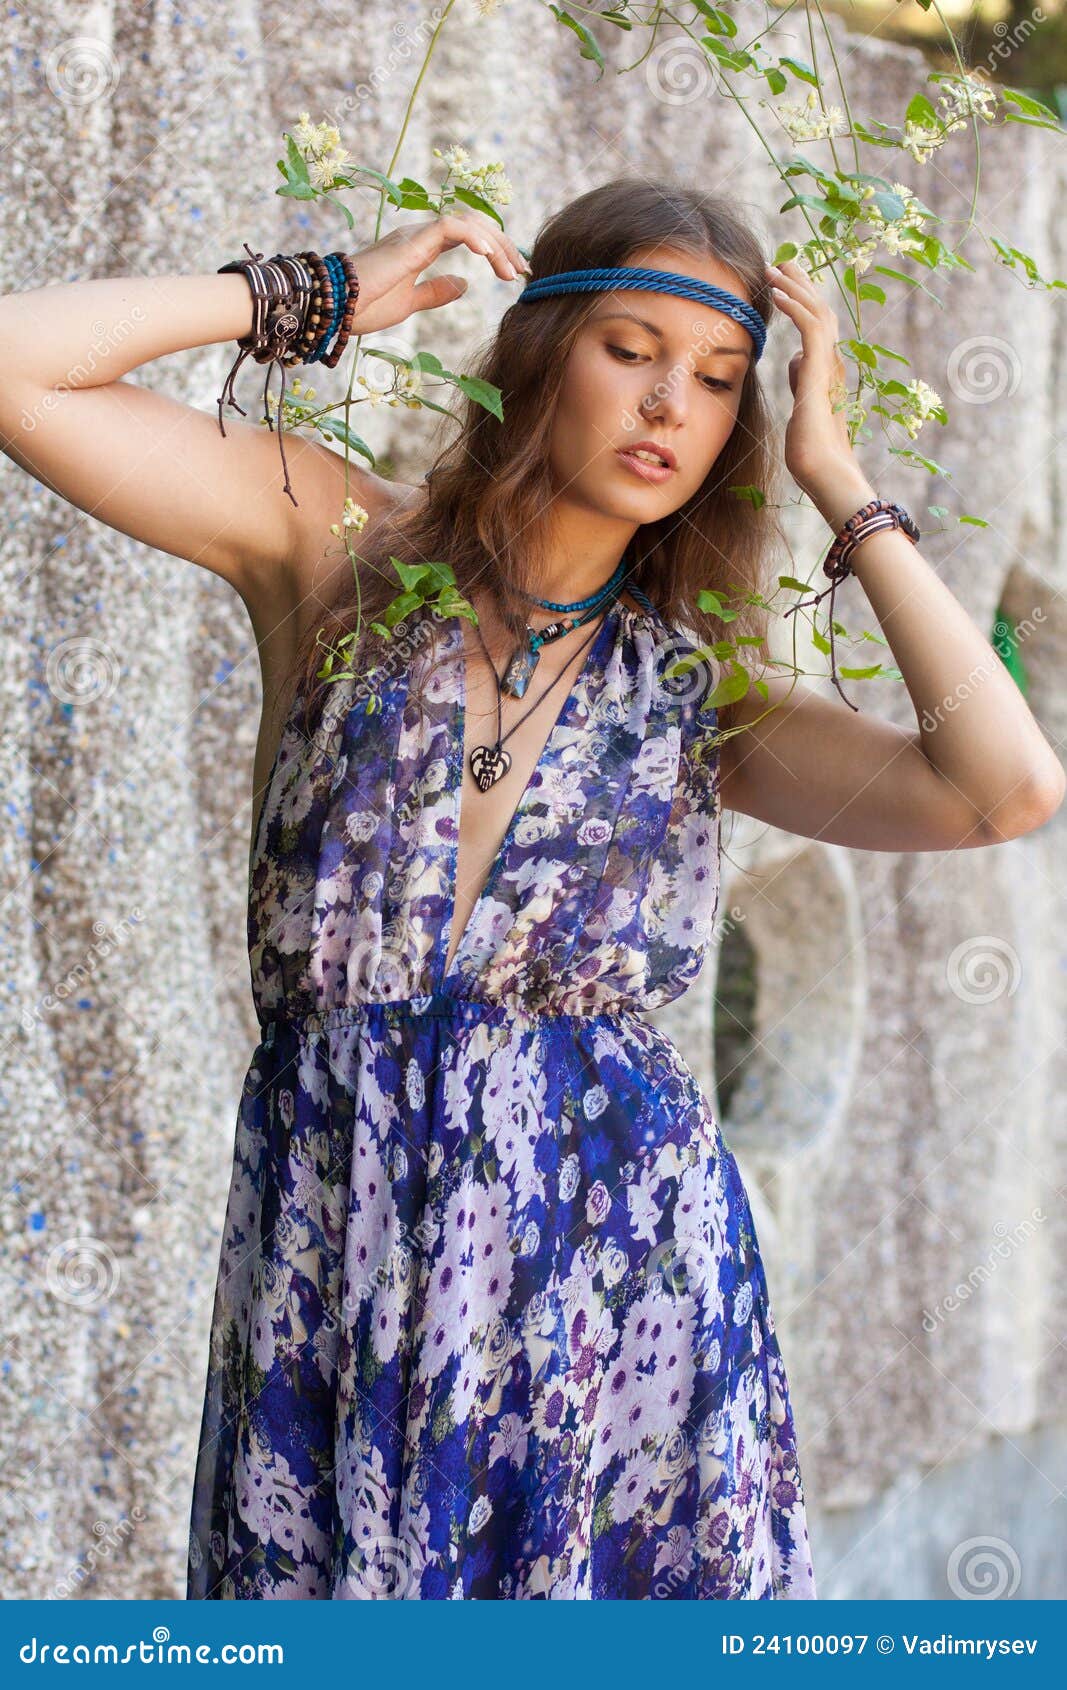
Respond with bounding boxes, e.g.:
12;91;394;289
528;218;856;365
2;2;1065;1598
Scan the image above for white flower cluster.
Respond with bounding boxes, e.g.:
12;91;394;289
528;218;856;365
292;110;352;191
898;376;943;440
788;178;929;297
358;364;425;408
903;72;998;162
846;180;928;276
432;143;513;207
776;88;849;143
330;497;370;538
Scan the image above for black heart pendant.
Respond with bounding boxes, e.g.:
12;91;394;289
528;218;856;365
470;742;512;791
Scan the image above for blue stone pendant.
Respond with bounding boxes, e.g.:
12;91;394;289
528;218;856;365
501;642;540;698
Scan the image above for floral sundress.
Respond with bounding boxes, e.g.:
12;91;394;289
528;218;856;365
185;591;817;1600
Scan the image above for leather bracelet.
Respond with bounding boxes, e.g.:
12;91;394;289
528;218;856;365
215;244;362;507
783;496;921;712
824;497;920;580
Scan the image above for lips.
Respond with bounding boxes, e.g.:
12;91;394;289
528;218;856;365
620;439;677;471
616;442;677;484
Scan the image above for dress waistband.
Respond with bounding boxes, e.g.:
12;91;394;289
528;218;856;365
256;992;633;1040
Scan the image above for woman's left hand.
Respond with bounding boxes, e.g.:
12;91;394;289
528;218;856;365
766;258;870;521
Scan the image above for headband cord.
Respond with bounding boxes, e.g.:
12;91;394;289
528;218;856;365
515;265;766;363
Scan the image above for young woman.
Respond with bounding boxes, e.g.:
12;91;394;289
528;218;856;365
2;177;1061;1602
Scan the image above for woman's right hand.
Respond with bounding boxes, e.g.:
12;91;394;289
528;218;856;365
344;208;530;335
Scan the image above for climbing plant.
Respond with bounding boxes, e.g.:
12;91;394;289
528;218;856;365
258;0;1066;706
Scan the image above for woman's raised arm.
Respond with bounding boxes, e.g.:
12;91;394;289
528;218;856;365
0;211;529;630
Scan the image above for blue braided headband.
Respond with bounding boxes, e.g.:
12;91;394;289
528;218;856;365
516;265;766;364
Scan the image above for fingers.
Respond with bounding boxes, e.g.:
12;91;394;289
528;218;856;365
410;273;470;313
766;257;840;351
438;210;531;283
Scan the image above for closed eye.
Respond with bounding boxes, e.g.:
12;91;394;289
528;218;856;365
607;344;734;393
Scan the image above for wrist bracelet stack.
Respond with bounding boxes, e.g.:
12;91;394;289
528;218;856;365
215;242;361;505
785;497;920;711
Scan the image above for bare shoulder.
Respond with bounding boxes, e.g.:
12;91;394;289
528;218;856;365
241;453;427;827
242;437;426;672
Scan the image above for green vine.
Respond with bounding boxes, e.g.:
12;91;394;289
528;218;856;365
260;0;1065;705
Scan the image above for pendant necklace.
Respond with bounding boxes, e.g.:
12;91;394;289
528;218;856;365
466;566;631;794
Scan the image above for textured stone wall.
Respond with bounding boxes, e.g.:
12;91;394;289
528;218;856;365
2;1;1064;1598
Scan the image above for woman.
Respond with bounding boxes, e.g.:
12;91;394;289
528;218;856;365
2;178;1061;1601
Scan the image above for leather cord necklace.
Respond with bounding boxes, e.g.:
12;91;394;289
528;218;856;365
467;590;622;793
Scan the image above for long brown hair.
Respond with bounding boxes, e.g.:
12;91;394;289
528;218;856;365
287;174;782;738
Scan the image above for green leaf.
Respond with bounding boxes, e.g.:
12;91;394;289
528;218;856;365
350;167;408;207
778;575;815;595
312;417;376;464
845;338;877;369
904;93;939;130
868;341;909;365
451;185;506;230
694;3;738;36
547;6;605;76
283;133;310;185
839;663;888;679
322;193;355;230
870;265;946;307
390;559;436;592
705;664;752;708
868;189;907;222
770;242;798;266
701;38;754;73
1000;86;1060;122
456;375;504;421
778;56;819;86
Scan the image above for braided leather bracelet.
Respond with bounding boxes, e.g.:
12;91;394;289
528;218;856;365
215;244;361;505
784;497;920;711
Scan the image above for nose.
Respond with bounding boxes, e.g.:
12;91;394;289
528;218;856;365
638;366;688;428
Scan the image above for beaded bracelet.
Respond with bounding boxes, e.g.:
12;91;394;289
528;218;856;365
784;497;920;711
317;252;360;368
215;245;362;506
825;498;919;578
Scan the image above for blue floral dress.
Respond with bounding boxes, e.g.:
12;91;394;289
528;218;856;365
186;593;817;1600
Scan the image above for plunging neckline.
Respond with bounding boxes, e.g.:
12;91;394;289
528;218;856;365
436;600;638;990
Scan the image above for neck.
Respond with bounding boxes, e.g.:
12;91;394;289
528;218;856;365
529;506;640;619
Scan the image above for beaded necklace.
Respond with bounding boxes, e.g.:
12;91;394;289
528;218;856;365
467;561;632;793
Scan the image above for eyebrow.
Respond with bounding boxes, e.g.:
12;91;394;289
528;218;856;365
593;309;752;358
